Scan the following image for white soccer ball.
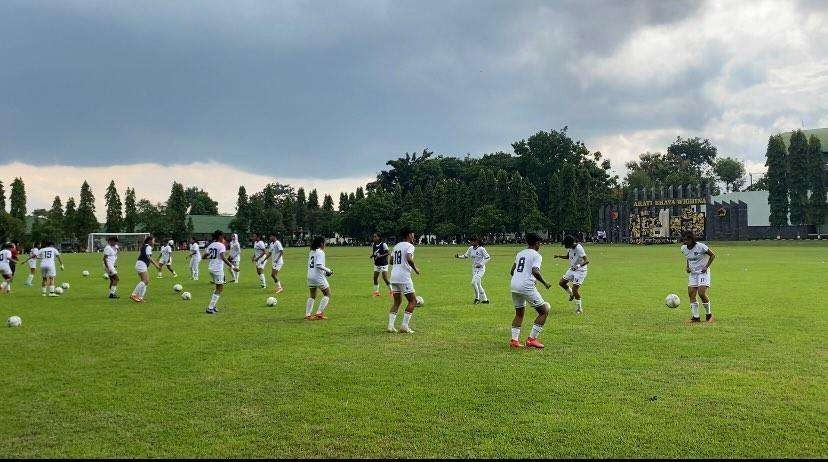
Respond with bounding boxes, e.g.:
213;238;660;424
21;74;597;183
7;316;22;327
181;291;192;300
415;295;424;307
173;284;183;292
82;270;90;277
61;282;70;290
665;293;681;309
54;287;64;295
266;296;277;307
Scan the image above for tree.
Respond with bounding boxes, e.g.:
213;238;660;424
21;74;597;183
123;188;137;233
0;180;5;211
42;196;64;240
766;135;789;228
744;175;769;191
166;182;188;241
104;180;123;232
185;187;219;215
75;181;100;244
713;157;746;192
229;186;250;237
787;130;810;226
807;135;826;227
469;204;507;237
295;188;307;232
0;212;25;242
9;177;26;221
63;197;77;241
307;189;320;209
322;194;335;212
667;136;718;174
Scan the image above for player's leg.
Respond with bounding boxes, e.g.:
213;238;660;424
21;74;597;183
399;290;417;334
470;273;480;303
157;260;164;278
47;273;57;296
26;266;34;286
257;266;266;288
271;268;283;293
559;276;573;300
698;285;712;322
40;269;48;296
132;270;147;302
372;270;380;296
387;288;403;332
315;286;331;319
572;283;583;314
510;293;526;348
305;287;317;319
109;272;120;298
526;301;550;349
167;263;176;276
206;275;223;314
476;269;489;303
687;285;700;322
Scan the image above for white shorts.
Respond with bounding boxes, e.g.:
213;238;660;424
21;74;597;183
231;255;241;267
106;265;118;276
374;265;389;273
472;267;486;282
211;271;225;285
390;281;415;295
159;256;171;265
0;265;12;277
28;260;37;269
272;260;283;271
190;258;201;268
308;276;329;290
688;271;711;287
563;269;587;285
41;266;57;278
135;261;149;273
511;288;546;310
255;259;266;270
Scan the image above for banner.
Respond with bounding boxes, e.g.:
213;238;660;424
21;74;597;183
633;198;707;207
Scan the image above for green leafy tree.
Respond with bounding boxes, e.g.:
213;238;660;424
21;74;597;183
787;130;810;226
229;186;250;237
75;181;100;245
322;194;335;212
9;177;26;221
42;196;64;240
63;197;77;241
807;135;826;227
667;136;718;175
766;135;789;228
714;157;746;192
166;182;188;241
295;188;307;233
0;212;25;242
185;187;219;215
469;204;507;237
104;180;123;232
123;188;137;233
0;180;5;211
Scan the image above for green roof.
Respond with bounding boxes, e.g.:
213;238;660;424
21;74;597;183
187;214;235;234
780;128;828;153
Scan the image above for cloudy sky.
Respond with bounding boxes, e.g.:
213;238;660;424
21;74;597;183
1;0;826;215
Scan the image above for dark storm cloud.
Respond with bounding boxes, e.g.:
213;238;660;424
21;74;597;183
0;0;823;177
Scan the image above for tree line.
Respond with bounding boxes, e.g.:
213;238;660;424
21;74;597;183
765;130;825;229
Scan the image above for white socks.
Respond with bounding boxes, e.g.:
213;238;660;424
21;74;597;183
373;284;379;292
690;302;700;318
402;312;413;329
478;284;488;302
305;298;315;317
388;312;397;330
575;299;583;311
530;324;543;339
49;285;55;294
133;281;145;297
511;327;520;341
209;293;220;309
259;274;266;287
317;296;329;314
109;286;117;295
703;302;711;315
471;281;480;300
231;268;239;282
26;275;33;285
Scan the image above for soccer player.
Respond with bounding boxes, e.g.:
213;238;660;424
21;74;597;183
157;240;178;278
251;233;268;288
188;238;201;280
555;235;589;314
262;233;285;293
509;233;552;349
203;230;238;315
387;228;420;334
22;241;40;286
38;240;64;297
229;233;242;283
455;236;491;304
103;236;120;298
131;235;161;303
0;242;14;293
369;233;390;296
681;230;716;322
305;236;333;320
9;242;19;277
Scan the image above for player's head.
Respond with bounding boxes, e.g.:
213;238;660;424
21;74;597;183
469;236;480;246
372;233;381;243
145;235;155;245
311;236;325;250
681;230;696;246
232;233;238;243
168;240;174;246
399;227;414;242
562;235;576;249
251;232;260;241
2;242;12;250
212;230;224;242
44;240;54;247
525;233;542;250
107;236;118;245
269;233;276;242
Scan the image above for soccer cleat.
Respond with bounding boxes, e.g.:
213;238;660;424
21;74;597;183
108;293;119;299
305;315;314;321
399;326;415;334
509;339;524;348
568;292;575;302
313;313;329;320
481;300;490;304
689;317;702;323
172;273;178;278
49;293;59;297
275;287;284;294
526;337;544;349
473;299;480;304
705;313;714;322
372;291;380;297
205;308;217;315
387;326;398;333
575;307;583;314
130;294;142;302
156;275;163;279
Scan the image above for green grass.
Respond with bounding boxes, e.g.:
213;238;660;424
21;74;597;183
1;242;826;458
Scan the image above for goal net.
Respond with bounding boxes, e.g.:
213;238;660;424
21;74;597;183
86;233;150;253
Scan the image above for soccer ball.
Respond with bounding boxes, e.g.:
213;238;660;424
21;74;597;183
102;273;109;279
82;270;90;277
7;316;22;327
415;295;424;307
61;282;70;290
181;291;192;300
266;297;278;307
173;284;183;292
54;287;64;295
665;294;681;309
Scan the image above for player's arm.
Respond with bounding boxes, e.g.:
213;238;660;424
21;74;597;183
481;248;491;266
57;254;65;270
315;262;333;276
149;255;161;270
221;251;237;271
510;262;516;276
703;248;715;272
406;253;420;275
532;266;551;289
455;248;469;259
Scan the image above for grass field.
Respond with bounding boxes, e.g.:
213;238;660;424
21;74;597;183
1;242;826;458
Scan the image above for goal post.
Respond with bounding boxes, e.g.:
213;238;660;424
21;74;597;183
86;233;150;253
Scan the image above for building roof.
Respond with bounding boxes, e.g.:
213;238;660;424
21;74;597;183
780;128;828;153
187;214;235;234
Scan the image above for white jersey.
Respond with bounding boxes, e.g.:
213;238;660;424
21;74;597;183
189;242;201;260
462;245;490;268
510;248;543;292
29;247;40;260
253;240;267;260
39;246;60;268
229;240;241;259
568;244;587;269
681;242;710;274
160;245;172;260
0;249;11;268
269;240;284;264
307;249;329;279
390;241;416;284
205;241;226;273
103;245;118;269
